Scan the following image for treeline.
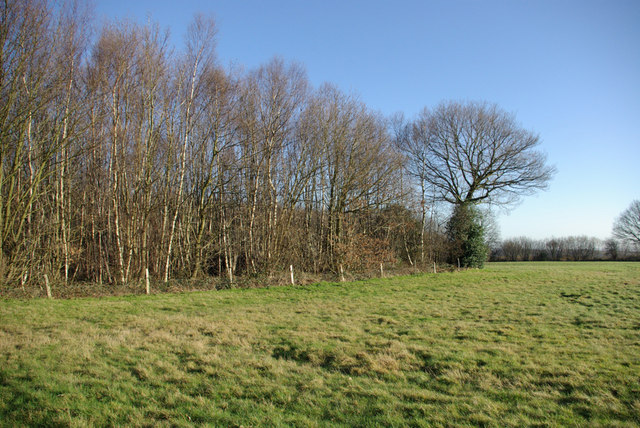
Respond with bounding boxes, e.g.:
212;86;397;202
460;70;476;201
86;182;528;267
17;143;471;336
2;1;458;289
493;236;639;262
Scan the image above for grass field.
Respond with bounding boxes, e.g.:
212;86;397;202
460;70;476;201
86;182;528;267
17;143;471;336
1;262;639;427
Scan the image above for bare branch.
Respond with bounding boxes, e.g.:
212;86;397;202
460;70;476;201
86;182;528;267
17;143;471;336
613;200;640;247
401;101;556;207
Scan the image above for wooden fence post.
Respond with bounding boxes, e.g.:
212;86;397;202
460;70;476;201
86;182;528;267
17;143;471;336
44;274;51;299
290;265;295;285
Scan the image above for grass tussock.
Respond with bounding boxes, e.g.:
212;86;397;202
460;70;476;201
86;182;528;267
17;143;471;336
1;262;639;426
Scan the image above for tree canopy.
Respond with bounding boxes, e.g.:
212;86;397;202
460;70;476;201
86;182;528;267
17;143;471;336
400;101;556;206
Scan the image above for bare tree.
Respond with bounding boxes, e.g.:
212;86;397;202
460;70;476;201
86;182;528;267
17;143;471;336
0;0;89;285
163;14;217;282
393;112;442;266
88;21;144;284
546;238;563;261
565;236;597;261
604;239;618;260
188;66;238;279
613;200;640;248
312;84;402;269
408;101;555;206
501;239;523;261
478;207;500;250
235;57;308;273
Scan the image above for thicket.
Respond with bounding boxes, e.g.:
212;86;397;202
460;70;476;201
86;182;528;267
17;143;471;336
2;1;459;295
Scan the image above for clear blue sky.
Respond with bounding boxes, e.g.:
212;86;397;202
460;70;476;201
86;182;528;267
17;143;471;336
95;0;640;241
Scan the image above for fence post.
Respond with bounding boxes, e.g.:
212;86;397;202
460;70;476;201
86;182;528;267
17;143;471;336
290;265;295;285
44;274;52;299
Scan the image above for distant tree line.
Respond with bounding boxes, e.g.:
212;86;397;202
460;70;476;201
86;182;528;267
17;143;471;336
1;1;558;291
493;201;640;262
493;236;639;262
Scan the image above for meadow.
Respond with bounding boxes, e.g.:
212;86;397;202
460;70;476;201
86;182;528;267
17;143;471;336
1;262;639;427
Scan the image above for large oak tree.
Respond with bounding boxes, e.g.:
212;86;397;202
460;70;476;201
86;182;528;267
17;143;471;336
399;101;556;267
403;101;555;206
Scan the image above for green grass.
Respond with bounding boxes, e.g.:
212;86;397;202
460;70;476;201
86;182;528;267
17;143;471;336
1;262;639;427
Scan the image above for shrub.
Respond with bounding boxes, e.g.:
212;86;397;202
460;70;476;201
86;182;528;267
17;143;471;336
446;203;487;268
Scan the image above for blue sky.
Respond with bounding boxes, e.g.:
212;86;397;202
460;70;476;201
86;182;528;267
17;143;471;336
95;0;640;240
